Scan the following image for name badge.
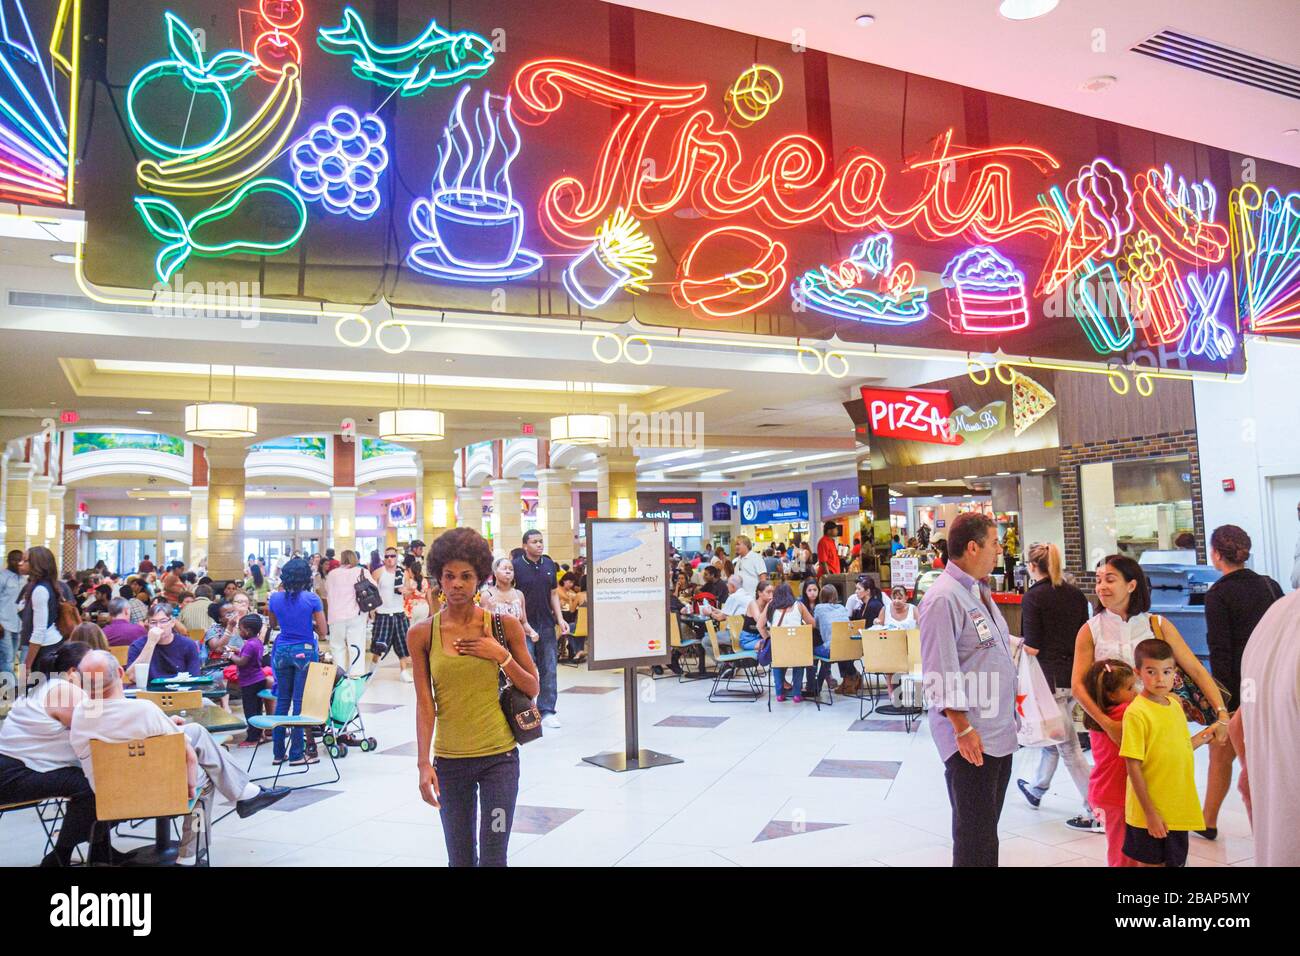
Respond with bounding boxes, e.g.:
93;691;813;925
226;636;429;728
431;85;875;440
968;608;994;647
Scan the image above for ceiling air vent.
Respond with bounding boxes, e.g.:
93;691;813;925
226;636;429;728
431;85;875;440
1131;30;1300;100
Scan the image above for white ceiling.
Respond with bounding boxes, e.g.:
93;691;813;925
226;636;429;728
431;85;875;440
612;0;1300;166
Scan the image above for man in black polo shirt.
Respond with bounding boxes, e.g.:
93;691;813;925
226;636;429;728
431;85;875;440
512;530;568;729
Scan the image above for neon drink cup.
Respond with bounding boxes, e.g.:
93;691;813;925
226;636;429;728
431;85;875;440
412;189;525;271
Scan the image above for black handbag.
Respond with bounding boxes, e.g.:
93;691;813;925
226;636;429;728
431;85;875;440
354;570;383;613
489;612;543;745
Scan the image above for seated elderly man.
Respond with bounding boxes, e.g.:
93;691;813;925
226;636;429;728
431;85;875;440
102;599;146;648
69;650;289;864
706;575;753;645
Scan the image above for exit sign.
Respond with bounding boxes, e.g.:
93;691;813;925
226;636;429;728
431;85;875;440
59;410;79;425
521;423;535;436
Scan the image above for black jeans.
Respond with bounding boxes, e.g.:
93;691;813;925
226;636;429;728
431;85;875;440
435;749;520;867
239;683;264;742
943;751;1013;867
0;754;105;861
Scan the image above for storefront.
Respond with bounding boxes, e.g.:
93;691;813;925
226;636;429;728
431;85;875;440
814;476;863;558
738;490;810;547
577;491;704;553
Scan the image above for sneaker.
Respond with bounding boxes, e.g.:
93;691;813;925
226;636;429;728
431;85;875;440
1065;814;1103;833
542;713;562;729
399;670;414;683
1196;827;1218;841
776;695;786;703
1016;778;1042;809
792;696;804;703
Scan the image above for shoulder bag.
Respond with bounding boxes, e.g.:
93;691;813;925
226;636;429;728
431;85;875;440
489;611;543;744
1151;614;1230;725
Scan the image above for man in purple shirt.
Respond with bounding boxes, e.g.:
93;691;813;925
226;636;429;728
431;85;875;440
919;512;1018;867
125;603;203;683
101;599;146;647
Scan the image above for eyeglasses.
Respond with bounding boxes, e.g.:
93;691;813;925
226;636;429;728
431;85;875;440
384;554;398;559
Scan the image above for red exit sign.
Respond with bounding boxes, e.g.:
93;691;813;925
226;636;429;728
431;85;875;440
59;410;79;425
860;386;960;445
521;423;535;436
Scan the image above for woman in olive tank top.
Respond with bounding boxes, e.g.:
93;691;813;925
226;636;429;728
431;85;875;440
408;528;539;867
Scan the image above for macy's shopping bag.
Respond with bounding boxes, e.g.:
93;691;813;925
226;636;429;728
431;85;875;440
1015;649;1069;747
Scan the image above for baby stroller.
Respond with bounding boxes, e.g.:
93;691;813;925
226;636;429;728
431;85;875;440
321;670;378;759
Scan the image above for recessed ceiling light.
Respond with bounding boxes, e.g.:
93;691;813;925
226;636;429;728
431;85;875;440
855;14;875;26
136;409;153;415
50;253;76;264
998;0;1059;20
1080;74;1118;93
996;471;1012;476
963;474;978;479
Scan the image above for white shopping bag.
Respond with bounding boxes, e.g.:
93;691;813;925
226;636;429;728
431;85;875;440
1015;648;1069;747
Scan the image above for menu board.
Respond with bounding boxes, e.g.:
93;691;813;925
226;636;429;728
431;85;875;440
891;556;921;589
586;520;671;671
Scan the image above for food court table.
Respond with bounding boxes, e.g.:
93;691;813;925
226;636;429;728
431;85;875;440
678;614;718;678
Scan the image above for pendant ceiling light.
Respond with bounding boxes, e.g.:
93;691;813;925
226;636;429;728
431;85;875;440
185;366;258;438
379;374;446;442
550;382;610;446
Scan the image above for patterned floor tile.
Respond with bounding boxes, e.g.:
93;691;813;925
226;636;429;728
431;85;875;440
655;715;729;728
512;805;583;835
754;820;847;842
810;759;902;780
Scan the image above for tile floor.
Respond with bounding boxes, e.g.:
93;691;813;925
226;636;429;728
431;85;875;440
0;656;1255;867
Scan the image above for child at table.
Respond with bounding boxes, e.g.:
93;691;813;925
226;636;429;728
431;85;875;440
228;613;272;747
1120;639;1216;867
1082;658;1137;867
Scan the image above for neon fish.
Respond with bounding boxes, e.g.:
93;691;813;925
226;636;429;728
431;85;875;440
134;177;307;283
317;6;494;96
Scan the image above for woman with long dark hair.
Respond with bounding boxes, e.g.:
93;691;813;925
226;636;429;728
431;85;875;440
1200;525;1282;840
1015;543;1094;831
760;583;815;703
408;528;538;867
245;557;268;604
266;557;327;765
20;547;66;677
1070;555;1229;834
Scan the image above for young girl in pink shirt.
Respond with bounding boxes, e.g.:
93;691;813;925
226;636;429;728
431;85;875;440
1084;659;1138;866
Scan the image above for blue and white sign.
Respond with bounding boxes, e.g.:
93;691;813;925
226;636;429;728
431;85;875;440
712;502;732;522
815;478;861;519
740;490;809;525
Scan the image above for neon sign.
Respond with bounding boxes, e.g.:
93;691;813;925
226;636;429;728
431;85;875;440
941;246;1031;334
1229;184;1300;333
1036;159;1133;296
1068;262;1135;354
407;86;541;282
126;13;258;159
0;0;70;203
1120;229;1189;347
724;64;782;126
1135;164;1229;266
673;226;788;319
793;233;929;325
510;60;1063;247
318;6;494;96
136;61;301;196
1178;269;1234;361
135;176;307;283
291;106;388;220
860;386;960;445
251;0;304;82
562;206;656;309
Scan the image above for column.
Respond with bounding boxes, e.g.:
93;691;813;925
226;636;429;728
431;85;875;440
596;448;638;518
188;444;208;568
60;491;80;572
45;485;66;554
331;487;357;554
204;440;247;581
29;476;51;555
490;479;523;557
419;451;458;544
456;486;483;536
3;462;33;554
536;468;575;565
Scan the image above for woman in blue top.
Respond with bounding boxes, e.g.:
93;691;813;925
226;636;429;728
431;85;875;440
266;558;327;765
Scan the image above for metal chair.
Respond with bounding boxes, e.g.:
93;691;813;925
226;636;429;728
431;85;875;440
703;619;763;702
246;661;340;789
810;619;862;707
0;799;69;859
89;734;207;866
669;612;707;682
768;624;818;711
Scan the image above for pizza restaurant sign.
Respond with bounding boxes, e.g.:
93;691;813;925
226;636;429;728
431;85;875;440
862;386;1017;447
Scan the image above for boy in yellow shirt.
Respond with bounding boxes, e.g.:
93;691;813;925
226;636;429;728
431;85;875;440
1120;639;1216;867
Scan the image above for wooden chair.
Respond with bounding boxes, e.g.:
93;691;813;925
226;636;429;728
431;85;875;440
859;627;922;730
725;615;744;646
560;605;589;668
246;661;340;789
136;690;203;714
668;612;706;682
704;619;762;702
810;620;862;707
109;645;130;666
88;734;207;866
768;624;818;711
